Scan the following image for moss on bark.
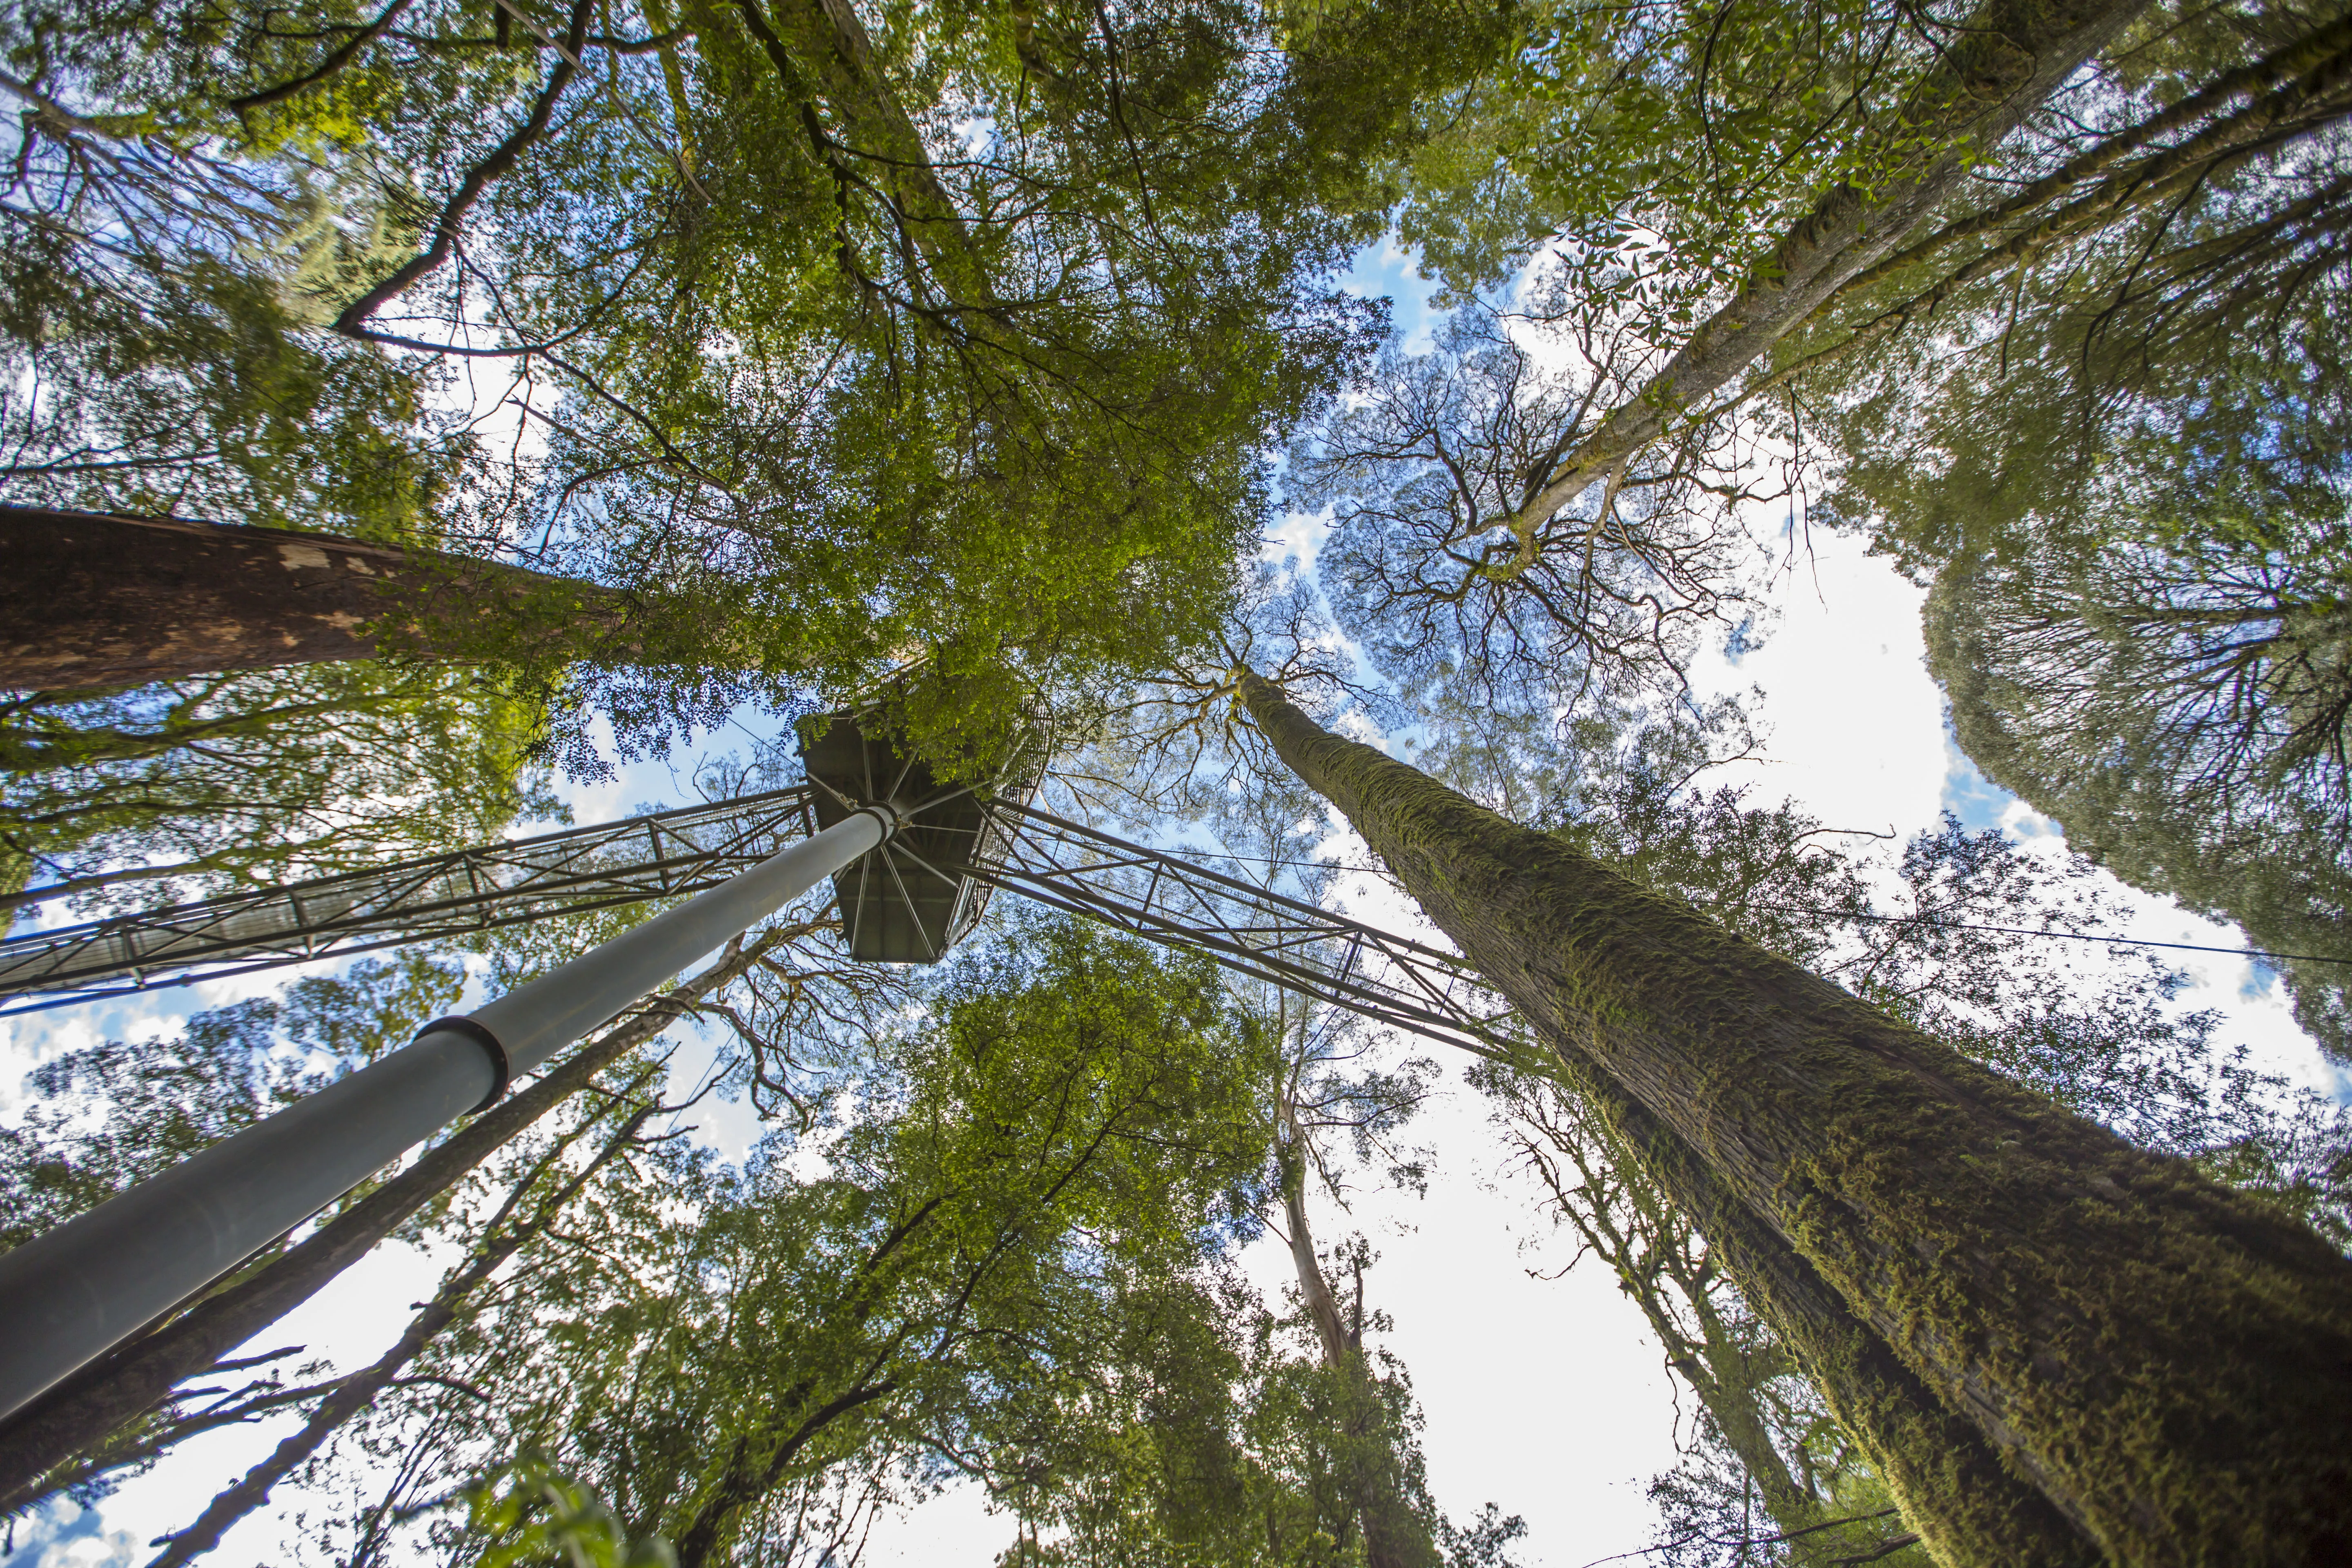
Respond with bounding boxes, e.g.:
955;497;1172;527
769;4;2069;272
1240;672;2352;1568
1565;1052;2098;1566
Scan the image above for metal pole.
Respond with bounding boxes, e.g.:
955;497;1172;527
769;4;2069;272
0;806;893;1423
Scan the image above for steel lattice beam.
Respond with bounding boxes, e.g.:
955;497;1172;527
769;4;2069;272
0;788;819;1015
0;791;1517;1058
902;803;1517;1058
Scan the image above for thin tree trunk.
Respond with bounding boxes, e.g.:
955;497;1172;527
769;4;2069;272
1238;670;2352;1568
1278;1122;1351;1368
1500;0;2146;546
1276;1107;1429;1568
1684;1350;1830;1557
141;1098;660;1567
0;507;637;690
1529;1087;1920;1560
0;933;780;1510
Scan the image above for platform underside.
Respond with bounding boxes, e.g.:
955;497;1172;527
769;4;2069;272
797;711;1038;963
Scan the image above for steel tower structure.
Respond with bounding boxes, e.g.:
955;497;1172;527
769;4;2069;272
0;788;1514;1058
0;708;1527;1419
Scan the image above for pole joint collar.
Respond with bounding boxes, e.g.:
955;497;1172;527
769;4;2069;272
417;1015;511;1113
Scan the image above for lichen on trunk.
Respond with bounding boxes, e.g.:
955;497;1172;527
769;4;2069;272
1238;670;2352;1568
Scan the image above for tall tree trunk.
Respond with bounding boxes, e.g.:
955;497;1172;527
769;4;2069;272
1501;0;2147;543
0;507;637;690
0;933;780;1510
1237;671;2352;1568
1581;1058;2089;1566
1276;1109;1431;1568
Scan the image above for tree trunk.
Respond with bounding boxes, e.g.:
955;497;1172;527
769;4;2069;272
1238;671;2352;1568
0;935;776;1510
1505;0;2146;537
0;506;637;690
1586;1059;2091;1566
1653;1292;1829;1549
1276;1112;1431;1568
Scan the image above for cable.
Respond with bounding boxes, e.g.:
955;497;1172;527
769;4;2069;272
1749;902;2348;969
1150;848;2347;971
1123;839;2345;971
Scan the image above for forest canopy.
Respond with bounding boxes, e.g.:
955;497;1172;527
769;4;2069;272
4;0;2351;1562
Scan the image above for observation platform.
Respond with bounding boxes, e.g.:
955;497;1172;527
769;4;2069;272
796;707;1042;964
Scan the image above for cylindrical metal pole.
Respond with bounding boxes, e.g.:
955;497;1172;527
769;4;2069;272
0;806;891;1422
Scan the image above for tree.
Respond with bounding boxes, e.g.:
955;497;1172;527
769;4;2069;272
1294;310;1756;718
1301;0;2352;748
256;916;1274;1566
1735;3;2352;1064
2;0;1505;767
2;644;560;917
1264;1010;1447;1568
1481;757;2350;1561
1317;0;2146;638
1923;542;2352;1058
0;508;667;693
1494;1071;1927;1567
1234;666;2352;1567
142;1066;675;1568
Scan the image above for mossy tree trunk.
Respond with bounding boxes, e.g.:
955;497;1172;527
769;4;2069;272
1237;671;2352;1568
1550;1050;2090;1566
0;507;641;690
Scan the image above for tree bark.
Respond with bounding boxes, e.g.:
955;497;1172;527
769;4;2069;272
1237;670;2352;1568
1581;1059;2093;1567
0;507;636;690
0;935;776;1510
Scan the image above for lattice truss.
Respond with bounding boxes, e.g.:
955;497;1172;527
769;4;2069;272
0;789;821;1014
0;792;1519;1058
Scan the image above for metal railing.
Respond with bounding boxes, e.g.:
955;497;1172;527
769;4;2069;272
0;791;1519;1057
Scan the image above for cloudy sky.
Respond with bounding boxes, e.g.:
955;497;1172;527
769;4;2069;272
4;247;2339;1568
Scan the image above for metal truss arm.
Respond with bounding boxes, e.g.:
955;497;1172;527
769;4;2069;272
0;792;1520;1064
0;788;819;1015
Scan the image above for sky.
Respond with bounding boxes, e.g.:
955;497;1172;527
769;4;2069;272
4;245;2343;1568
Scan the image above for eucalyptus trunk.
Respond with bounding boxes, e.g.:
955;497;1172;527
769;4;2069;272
1276;1113;1431;1568
0;507;638;690
1551;1049;2087;1566
1504;0;2145;536
1238;671;2352;1568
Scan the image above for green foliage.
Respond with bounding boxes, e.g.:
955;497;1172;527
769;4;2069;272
1393;0;1982;298
464;1454;678;1568
4;0;1512;775
1921;537;2352;1060
283;916;1277;1565
1766;2;2352;1063
1810;4;2352;578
